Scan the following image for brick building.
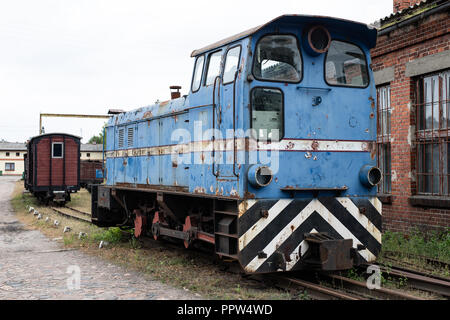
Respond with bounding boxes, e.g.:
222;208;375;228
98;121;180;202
371;0;450;232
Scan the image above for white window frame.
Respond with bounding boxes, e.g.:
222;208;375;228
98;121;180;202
52;142;64;158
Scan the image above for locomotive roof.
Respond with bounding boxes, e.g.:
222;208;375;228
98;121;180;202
191;14;377;57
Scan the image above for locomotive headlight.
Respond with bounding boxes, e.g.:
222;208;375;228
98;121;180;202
248;165;273;188
359;165;382;188
302;25;331;56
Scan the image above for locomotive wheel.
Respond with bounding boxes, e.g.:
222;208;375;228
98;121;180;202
152;212;161;240
183;216;193;249
134;209;147;238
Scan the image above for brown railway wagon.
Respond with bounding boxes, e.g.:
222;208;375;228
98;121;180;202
24;133;81;204
80;159;103;192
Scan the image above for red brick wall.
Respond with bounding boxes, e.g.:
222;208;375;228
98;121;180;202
393;0;421;13
371;11;450;233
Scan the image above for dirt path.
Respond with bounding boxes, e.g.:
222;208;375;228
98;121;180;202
0;176;199;300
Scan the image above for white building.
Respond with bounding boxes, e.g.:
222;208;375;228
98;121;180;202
0;141;26;176
81;143;103;161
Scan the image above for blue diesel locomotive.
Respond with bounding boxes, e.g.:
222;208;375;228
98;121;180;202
92;15;382;273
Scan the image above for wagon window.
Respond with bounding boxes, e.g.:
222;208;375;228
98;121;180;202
223;46;241;84
325;41;369;87
52;142;63;158
191;55;204;92
253;35;302;83
205;51;222;86
251;88;283;141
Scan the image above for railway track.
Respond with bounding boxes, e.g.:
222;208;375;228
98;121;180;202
381;251;450;272
49;206;91;223
273;271;426;300
37;206;450;300
137;236;450;300
378;264;450;298
365;260;450;298
273;275;363;300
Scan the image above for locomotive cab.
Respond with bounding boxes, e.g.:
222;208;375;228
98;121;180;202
187;15;382;272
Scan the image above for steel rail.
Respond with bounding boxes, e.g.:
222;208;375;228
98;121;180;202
381;256;447;276
378;265;450;298
274;276;364;300
63;205;91;217
50;207;91;223
323;273;425;300
383;250;450;270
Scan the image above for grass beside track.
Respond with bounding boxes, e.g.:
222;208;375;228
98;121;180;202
378;230;450;278
10;181;292;300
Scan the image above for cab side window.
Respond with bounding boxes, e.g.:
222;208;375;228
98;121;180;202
251;88;284;141
205;51;222;86
223;46;241;84
253;35;302;83
325;40;369;87
191;55;204;93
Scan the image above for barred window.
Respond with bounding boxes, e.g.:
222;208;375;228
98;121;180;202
377;85;391;194
415;70;450;195
5;163;14;171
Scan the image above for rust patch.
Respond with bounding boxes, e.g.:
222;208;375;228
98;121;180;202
370;113;375;119
286;141;295;150
363;141;377;160
143;111;153;119
194;187;206;194
244;191;255;199
159;100;170;107
369;96;375;109
311;140;319;151
172;161;178;168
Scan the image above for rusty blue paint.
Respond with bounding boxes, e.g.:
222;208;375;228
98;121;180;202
104;15;378;199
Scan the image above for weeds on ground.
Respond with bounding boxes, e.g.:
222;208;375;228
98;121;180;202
381;229;450;263
10;181;293;300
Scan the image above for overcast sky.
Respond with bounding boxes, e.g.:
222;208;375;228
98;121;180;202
0;0;393;143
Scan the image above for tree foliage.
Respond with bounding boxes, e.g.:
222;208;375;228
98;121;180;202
88;122;106;145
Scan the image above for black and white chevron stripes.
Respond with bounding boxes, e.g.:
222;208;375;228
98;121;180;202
237;197;382;273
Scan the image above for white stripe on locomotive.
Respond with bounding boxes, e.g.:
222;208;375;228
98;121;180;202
337;197;382;243
238;199;293;249
243;199;377;273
